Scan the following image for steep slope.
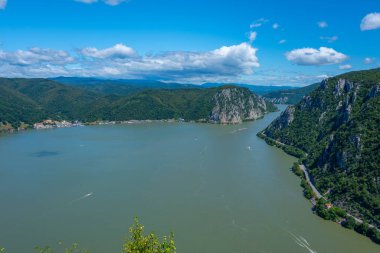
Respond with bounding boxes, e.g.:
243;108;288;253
263;68;380;225
209;86;273;123
201;82;296;95
0;78;110;121
0;78;276;128
0;84;44;128
88;86;276;123
263;83;319;104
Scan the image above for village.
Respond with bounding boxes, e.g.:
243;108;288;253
33;120;84;129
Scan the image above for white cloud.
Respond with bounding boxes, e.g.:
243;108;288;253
0;0;7;9
0;48;74;65
320;36;338;43
81;43;136;59
272;23;280;29
249;31;257;43
317;21;328;28
76;0;98;3
360;13;380;31
339;64;352;70
0;43;260;83
279;39;286;44
120;42;260;78
103;0;126;6
75;0;127;5
285;47;348;66
364;57;375;64
250;18;268;28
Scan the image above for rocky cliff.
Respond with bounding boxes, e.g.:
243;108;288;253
263;83;319;104
0;79;276;129
263;68;380;226
209;87;274;124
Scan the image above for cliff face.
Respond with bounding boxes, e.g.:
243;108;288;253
263;68;380;225
263;83;319;105
0;78;276;128
209;87;274;124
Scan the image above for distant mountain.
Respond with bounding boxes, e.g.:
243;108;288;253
50;77;198;96
51;77;297;97
263;68;380;227
263;83;320;104
0;78;276;131
201;83;296;95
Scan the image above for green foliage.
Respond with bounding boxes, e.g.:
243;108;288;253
354;222;370;236
342;216;356;229
300;179;314;199
314;199;343;221
264;68;380;226
0;78;274;129
1;219;176;252
123;218;176;253
292;162;304;178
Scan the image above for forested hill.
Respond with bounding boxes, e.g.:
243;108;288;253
263;83;319;104
0;78;276;131
51;77;198;96
263;68;380;226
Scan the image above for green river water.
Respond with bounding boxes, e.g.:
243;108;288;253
0;106;379;253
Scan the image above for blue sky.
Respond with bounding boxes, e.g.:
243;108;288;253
0;0;379;86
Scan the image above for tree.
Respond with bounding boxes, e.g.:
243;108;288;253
123;218;176;253
342;216;356;229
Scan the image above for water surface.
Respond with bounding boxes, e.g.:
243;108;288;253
0;107;379;253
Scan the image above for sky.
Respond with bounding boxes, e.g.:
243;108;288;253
0;0;379;86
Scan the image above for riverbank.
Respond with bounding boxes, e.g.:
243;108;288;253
257;131;380;244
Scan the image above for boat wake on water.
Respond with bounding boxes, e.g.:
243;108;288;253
288;232;317;253
230;128;248;134
70;192;94;204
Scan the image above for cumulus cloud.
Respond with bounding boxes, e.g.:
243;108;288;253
80;43;136;59
317;21;328;28
285;47;348;66
119;42;260;79
0;0;7;9
0;48;74;66
360;13;380;31
278;39;286;44
0;43;260;83
75;0;127;6
249;31;257;43
339;64;352;70
364;57;375;64
320;36;338;43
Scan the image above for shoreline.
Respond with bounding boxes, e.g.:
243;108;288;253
257;131;380;244
0;110;276;135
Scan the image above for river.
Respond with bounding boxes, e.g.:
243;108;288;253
0;106;378;253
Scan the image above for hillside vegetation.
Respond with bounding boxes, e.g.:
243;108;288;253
263;68;380;227
0;78;275;130
263;83;319;104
